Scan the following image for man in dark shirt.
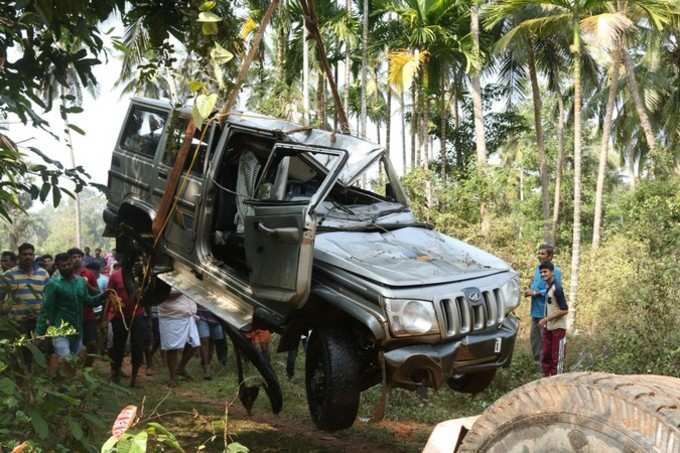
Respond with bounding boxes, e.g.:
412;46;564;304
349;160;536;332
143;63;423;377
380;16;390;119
538;261;569;377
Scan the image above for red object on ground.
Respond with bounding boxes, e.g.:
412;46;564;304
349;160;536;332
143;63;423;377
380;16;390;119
111;405;138;438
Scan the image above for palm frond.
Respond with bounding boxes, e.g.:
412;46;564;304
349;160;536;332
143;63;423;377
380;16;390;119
580;12;633;51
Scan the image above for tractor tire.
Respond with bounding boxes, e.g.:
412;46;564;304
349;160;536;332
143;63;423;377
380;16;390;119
458;372;680;453
447;369;497;394
305;328;361;431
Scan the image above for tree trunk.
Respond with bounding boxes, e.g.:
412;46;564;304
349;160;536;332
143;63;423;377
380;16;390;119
344;0;351;119
453;90;462;170
470;2;489;235
592;57;620;249
401;88;407;174
423;90;430;167
302;16;310;126
359;0;369;137
386;56;392;158
621;46;659;170
276;7;287;80
551;94;566;243
334;61;339;131
317;71;327;129
60;88;81;249
567;26;583;333
527;37;550;243
410;85;416;169
439;76;448;178
470;4;487;165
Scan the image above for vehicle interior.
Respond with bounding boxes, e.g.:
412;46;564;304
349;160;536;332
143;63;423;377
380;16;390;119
208;130;400;277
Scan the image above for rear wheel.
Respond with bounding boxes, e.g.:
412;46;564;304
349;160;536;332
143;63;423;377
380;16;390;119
447;369;497;394
459;372;680;452
305;328;361;431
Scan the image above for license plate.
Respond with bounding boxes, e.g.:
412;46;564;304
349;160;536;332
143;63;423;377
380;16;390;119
494;338;502;353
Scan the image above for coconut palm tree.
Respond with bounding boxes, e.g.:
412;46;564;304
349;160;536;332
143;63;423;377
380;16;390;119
488;0;631;331
615;0;679;174
488;7;560;243
470;1;487;169
360;0;369;137
592;51;621;249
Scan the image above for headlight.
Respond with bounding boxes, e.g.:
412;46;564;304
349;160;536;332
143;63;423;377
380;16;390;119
500;274;520;312
384;299;439;336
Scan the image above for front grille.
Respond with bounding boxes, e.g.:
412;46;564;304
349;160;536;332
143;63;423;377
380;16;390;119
441;288;505;337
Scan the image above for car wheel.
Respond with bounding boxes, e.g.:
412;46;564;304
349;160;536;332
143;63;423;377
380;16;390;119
447;369;497;394
305;328;361;431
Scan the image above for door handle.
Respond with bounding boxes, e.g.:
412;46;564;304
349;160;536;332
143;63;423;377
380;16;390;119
159;170;168;179
256;222;300;243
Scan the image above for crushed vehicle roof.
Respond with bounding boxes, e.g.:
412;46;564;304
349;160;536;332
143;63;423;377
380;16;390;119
133;96;384;185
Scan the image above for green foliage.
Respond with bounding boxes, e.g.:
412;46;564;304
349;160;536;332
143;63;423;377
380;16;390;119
620;179;680;252
576;234;680;376
101;422;185;453
0;320;126;452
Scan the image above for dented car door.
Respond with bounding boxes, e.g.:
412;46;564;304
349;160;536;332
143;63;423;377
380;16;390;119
243;144;347;314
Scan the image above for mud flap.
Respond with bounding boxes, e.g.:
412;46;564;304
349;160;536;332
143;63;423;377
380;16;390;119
222;323;283;414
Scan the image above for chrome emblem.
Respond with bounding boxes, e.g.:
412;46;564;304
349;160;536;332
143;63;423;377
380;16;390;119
463;287;483;306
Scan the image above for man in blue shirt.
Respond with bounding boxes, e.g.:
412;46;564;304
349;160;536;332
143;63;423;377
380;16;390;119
524;244;561;367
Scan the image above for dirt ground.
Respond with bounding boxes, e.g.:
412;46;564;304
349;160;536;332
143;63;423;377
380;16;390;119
96;334;539;452
101;351;438;452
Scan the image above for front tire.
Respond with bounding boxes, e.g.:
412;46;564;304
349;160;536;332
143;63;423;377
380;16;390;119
305;328;361;431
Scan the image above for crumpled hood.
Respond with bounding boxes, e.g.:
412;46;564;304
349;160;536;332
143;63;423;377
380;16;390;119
314;227;510;287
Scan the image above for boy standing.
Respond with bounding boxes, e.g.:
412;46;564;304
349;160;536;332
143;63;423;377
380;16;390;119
524;244;561;366
538;261;569;376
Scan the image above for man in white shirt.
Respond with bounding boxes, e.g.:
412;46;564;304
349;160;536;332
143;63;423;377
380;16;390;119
158;291;201;386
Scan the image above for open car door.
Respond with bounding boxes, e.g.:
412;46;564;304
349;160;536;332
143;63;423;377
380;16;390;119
243;143;347;313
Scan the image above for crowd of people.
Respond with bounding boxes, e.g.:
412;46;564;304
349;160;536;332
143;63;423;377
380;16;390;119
0;243;252;388
1;239;565;389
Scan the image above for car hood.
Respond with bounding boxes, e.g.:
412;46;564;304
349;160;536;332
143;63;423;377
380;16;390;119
313;227;511;287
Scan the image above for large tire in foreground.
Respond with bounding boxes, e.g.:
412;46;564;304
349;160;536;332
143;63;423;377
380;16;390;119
305;328;361;431
459;372;680;453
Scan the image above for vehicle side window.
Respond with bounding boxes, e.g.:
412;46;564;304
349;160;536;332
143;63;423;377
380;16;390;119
120;107;168;158
162;115;208;176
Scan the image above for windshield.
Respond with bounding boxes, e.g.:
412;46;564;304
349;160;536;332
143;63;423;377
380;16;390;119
317;153;416;229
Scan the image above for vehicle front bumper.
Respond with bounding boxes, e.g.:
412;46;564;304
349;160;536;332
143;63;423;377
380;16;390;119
383;315;518;390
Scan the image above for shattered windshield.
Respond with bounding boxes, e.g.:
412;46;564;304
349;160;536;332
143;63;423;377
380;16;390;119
317;154;416;229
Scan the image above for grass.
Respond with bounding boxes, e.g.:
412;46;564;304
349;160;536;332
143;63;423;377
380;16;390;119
91;323;542;452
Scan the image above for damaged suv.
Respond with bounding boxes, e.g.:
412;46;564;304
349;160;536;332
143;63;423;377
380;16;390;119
104;97;519;430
